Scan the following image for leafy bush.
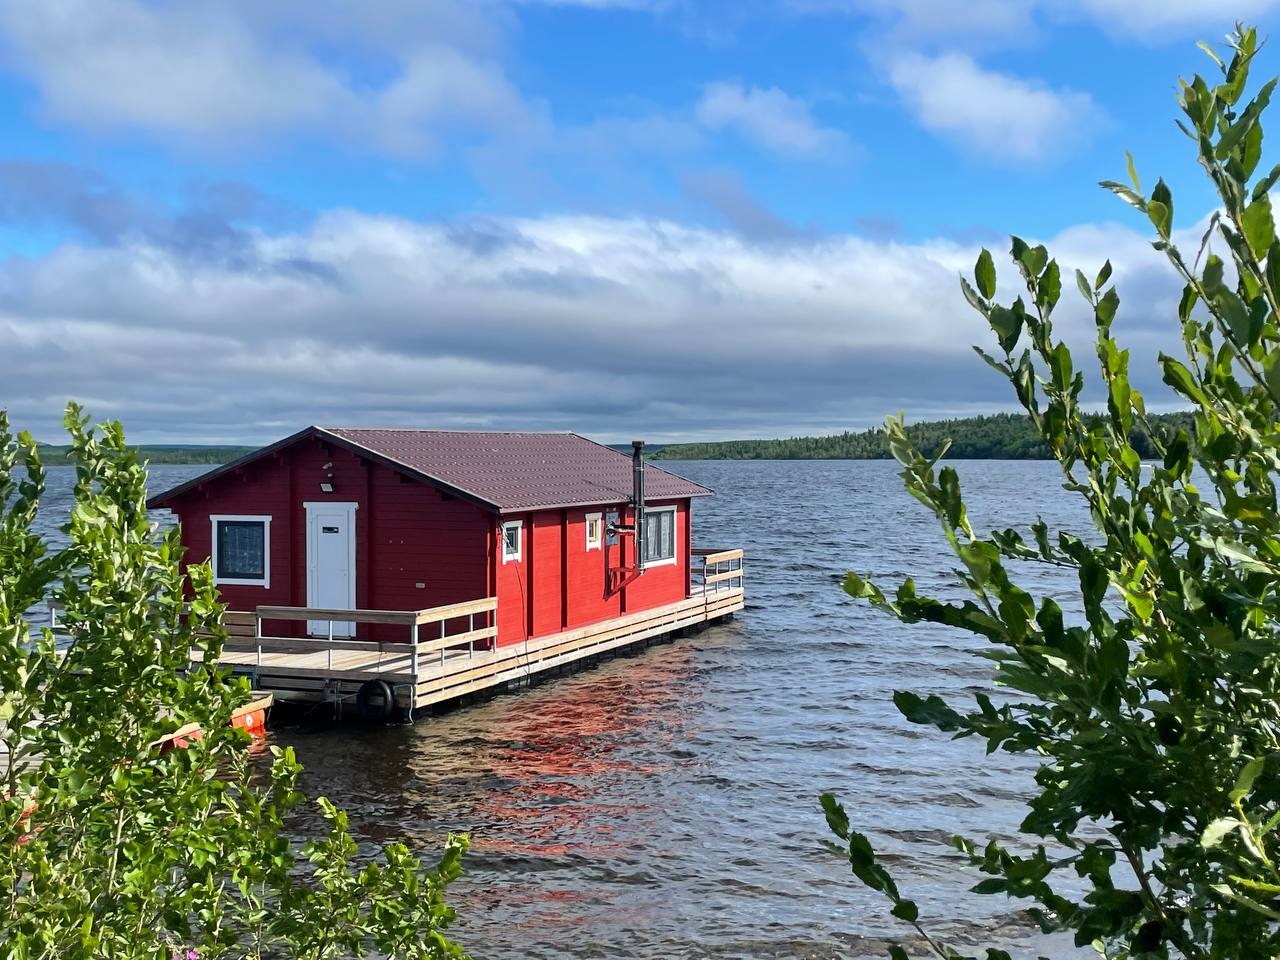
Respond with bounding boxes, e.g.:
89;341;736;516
0;405;469;959
826;24;1280;960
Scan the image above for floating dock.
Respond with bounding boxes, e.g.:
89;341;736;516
199;548;744;719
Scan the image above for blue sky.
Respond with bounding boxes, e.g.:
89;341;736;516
1;1;1277;443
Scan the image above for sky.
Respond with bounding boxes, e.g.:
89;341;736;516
1;1;1278;444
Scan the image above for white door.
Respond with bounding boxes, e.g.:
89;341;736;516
305;502;357;637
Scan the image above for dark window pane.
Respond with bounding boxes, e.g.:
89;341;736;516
643;510;674;562
217;520;265;580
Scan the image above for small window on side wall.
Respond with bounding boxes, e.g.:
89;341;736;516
502;520;522;563
585;512;603;551
642;506;677;566
211;515;271;587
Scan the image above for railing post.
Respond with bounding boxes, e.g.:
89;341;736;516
256;613;262;667
469;612;475;656
327;620;334;671
411;621;419;678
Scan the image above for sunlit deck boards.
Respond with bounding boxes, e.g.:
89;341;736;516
203;550;743;715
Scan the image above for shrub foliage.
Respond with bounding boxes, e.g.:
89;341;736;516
826;25;1280;960
0;405;469;959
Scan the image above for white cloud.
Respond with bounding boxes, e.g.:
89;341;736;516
792;0;1037;45
0;0;539;154
1067;0;1280;36
887;52;1102;163
0;207;1192;443
792;0;1280;43
695;83;845;155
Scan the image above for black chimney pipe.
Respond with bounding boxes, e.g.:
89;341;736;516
632;440;646;572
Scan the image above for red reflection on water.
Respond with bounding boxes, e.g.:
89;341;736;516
473;642;700;860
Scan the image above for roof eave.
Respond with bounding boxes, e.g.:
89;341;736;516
146;426;506;516
494;489;713;515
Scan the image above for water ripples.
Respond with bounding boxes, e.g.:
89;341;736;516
31;459;1095;958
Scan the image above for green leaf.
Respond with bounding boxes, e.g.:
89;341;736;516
1202;817;1243;849
1204;254;1226;292
1126;150;1142;191
1215;289;1254;345
1243;121;1264;179
1242;194;1275;258
1101;179;1147;211
820;793;850;841
1267;241;1280;300
1162;356;1208;404
890;900;919;923
1179;283;1198;321
975;248;997;299
988;304;1023;354
1231;757;1266;803
1096;287;1120;329
1075;268;1092;303
1038;259;1062;311
1021;243;1048;278
894;690;965;731
1095;259;1113;290
1252;162;1280;201
1147;179;1173;236
961;277;986;313
1197;39;1226;73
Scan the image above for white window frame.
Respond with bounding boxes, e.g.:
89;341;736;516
641;505;678;568
585;512;603;552
210;514;271;588
502;520;523;563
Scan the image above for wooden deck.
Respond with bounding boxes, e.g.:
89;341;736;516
202;548;744;717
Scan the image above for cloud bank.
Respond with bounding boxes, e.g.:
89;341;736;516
0;195;1193;444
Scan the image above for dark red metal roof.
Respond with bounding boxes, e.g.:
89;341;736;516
323;428;711;513
148;426;712;514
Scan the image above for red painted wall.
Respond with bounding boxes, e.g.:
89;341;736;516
491;499;692;646
564;507;621;630
619;500;690;616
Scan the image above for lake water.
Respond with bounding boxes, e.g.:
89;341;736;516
31;459;1094;958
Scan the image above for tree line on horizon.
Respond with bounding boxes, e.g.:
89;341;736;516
36;442;258;466
651;411;1197;461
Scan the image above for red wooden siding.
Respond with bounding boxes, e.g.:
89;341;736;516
619;501;689;615
491;499;691;646
564;508;621;630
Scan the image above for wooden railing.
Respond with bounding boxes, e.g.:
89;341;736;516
691;547;744;595
241;597;498;679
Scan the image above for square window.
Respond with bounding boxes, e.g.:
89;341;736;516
211;516;270;586
585;512;603;551
502;521;522;562
642;507;676;565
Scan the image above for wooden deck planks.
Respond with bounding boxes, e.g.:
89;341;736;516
204;588;743;712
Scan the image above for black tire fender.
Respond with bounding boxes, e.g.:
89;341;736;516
355;678;395;722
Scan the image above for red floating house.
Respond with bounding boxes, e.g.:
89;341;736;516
149;427;744;716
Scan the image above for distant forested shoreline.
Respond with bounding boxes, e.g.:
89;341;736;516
37;444;257;466
651;412;1196;461
33;411;1197;465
